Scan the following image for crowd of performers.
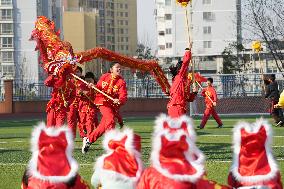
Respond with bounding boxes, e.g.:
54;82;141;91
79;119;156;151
21;47;283;189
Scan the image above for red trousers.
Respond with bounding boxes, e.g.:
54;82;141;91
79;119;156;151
78;110;98;138
88;105;116;143
200;106;222;127
46;108;66;127
67;105;78;138
168;105;186;118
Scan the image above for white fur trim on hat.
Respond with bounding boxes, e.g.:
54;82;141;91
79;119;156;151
151;126;205;183
230;119;279;184
91;128;143;188
154;114;196;142
28;122;78;183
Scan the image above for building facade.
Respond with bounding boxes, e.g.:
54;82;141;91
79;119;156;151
155;0;241;73
64;0;138;78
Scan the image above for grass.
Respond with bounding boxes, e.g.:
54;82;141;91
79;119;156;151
0;116;283;188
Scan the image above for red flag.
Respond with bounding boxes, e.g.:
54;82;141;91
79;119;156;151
188;72;207;83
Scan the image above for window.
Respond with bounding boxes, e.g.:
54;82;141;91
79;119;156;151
125;12;128;17
1;51;13;62
1;37;13;48
166;43;172;48
159;45;165;50
165;14;172;20
1;9;13;20
1;23;13;34
166;28;172;34
125;37;128;42
203;12;214;21
120;3;123;8
120;12;123;17
203;41;212;48
125;20;128;25
202;0;211;4
121;45;124;50
159;31;165;35
121;37;124;42
203;26;211;34
165;0;171;6
120;28;124;34
1;0;12;5
125;4;128;9
126;45;129;50
1;65;14;76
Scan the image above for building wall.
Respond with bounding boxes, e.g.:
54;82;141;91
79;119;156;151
63;10;99;76
156;0;238;58
0;0;15;79
13;0;39;81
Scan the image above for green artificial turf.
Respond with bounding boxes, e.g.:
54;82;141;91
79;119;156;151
0;117;283;189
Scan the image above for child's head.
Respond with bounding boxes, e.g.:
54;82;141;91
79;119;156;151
109;62;121;76
207;77;213;86
85;72;96;84
169;61;182;79
75;66;83;77
269;74;276;82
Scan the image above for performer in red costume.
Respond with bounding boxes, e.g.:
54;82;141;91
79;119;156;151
66;66;83;138
137;114;230;189
198;77;223;129
82;62;127;153
45;71;70;127
228;119;283;189
167;48;198;118
77;72;98;138
91;128;143;189
21;122;89;189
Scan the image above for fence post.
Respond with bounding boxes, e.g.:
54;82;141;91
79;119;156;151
0;80;13;113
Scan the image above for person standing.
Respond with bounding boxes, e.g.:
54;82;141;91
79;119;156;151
77;72;99;138
82;62;127;153
265;74;284;126
167;48;198;118
198;78;223;129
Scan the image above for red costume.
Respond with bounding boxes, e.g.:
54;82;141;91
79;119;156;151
66;78;79;138
77;83;98;138
91;128;143;189
200;85;222;128
21;123;89;189
45;75;78;137
137;114;229;189
87;73;127;143
167;51;197;118
228;120;283;189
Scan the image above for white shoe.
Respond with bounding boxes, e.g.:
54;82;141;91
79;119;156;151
82;137;91;154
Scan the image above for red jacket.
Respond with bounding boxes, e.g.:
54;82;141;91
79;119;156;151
44;76;76;112
78;83;97;113
228;172;283;189
201;86;217;107
167;51;196;110
21;175;90;189
95;73;127;108
137;167;230;189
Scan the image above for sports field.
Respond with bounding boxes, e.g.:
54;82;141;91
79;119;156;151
0;116;283;188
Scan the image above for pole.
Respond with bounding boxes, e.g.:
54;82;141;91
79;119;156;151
70;73;116;102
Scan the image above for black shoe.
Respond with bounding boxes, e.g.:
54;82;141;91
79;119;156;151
217;124;223;128
276;121;283;127
197;126;204;129
82;137;91;154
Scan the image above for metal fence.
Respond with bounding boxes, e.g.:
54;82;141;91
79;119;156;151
5;73;284;101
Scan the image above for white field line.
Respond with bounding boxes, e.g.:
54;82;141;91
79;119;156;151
203;135;284;137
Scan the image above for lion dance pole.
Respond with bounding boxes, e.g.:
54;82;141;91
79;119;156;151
176;0;195;85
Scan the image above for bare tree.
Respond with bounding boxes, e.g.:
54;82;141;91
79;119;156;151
242;0;284;72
